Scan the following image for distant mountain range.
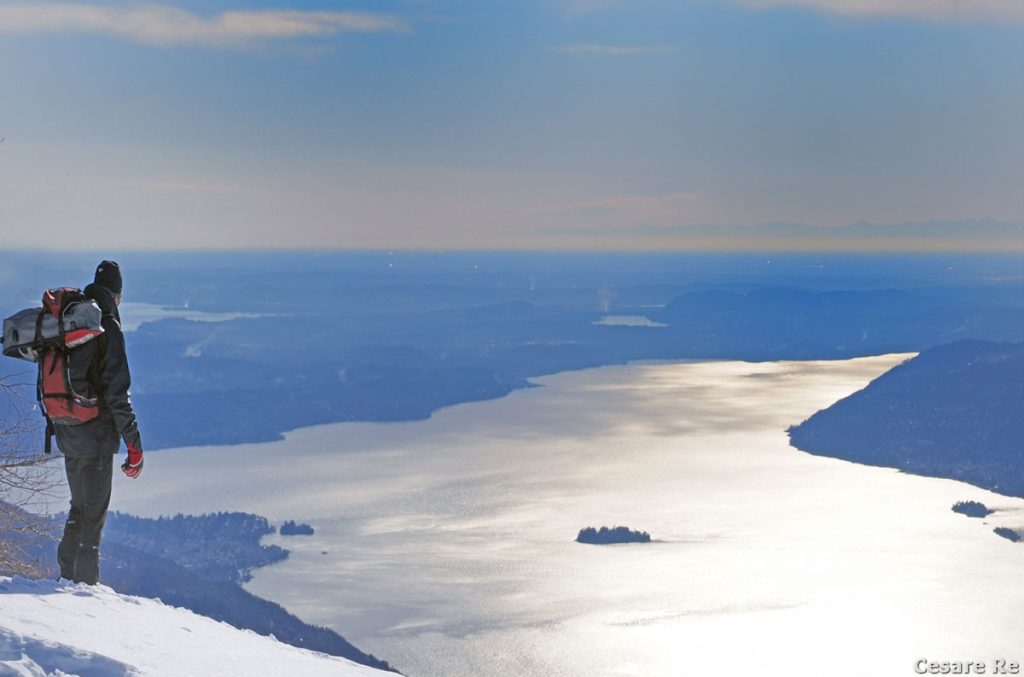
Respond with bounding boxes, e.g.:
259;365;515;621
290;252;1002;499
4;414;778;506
788;340;1024;498
651;287;1023;359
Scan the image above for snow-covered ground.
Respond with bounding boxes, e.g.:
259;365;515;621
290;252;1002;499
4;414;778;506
0;577;393;677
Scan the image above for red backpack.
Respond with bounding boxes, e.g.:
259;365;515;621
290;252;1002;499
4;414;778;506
2;288;106;452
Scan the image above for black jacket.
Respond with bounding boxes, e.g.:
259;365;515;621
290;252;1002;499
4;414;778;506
54;283;142;458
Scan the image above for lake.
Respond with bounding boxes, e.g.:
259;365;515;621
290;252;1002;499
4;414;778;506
111;356;1024;677
118;302;267;331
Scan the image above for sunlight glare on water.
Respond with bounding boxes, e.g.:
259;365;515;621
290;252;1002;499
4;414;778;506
113;356;1024;677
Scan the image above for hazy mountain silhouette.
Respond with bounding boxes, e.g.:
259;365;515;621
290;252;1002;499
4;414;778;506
3;253;1021;449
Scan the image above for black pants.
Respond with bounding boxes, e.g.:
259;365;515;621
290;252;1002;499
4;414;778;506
58;453;113;585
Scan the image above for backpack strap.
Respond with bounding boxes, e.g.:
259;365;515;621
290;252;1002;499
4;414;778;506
44;418;54;455
33;306;45;347
35;356;54;454
32;356;49;454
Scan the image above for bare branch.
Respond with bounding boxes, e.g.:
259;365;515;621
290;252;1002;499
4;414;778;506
0;379;62;576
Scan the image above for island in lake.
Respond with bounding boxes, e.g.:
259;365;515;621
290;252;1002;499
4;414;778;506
993;527;1022;543
280;520;315;536
951;501;993;518
577;526;651;545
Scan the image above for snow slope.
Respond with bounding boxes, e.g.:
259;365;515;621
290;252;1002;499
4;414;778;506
0;577;393;677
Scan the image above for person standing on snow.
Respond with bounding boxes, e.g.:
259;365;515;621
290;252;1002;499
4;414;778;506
56;260;144;585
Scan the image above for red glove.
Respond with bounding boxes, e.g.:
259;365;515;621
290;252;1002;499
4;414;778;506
122;442;143;479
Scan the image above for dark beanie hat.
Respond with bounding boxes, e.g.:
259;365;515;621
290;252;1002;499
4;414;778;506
94;260;123;295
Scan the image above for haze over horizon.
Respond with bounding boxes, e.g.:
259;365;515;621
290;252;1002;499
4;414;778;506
1;0;1021;251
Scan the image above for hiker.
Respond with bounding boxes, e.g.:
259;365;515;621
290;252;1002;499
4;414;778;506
56;261;144;585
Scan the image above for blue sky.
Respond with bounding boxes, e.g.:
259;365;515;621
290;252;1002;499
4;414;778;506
0;0;1021;250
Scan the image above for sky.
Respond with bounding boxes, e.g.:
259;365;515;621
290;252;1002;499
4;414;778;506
0;0;1022;251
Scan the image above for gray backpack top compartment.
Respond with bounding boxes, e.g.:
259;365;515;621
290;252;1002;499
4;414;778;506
2;292;104;362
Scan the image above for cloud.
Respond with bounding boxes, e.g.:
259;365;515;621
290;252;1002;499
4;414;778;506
120;177;240;194
555;0;1024;23
553;0;630;16
739;0;1024;23
539;191;700;214
553;43;677;57
0;4;409;47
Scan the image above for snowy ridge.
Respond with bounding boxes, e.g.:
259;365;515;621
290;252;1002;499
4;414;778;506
0;577;392;677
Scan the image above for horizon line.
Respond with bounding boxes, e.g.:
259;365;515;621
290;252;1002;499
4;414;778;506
4;246;1023;256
